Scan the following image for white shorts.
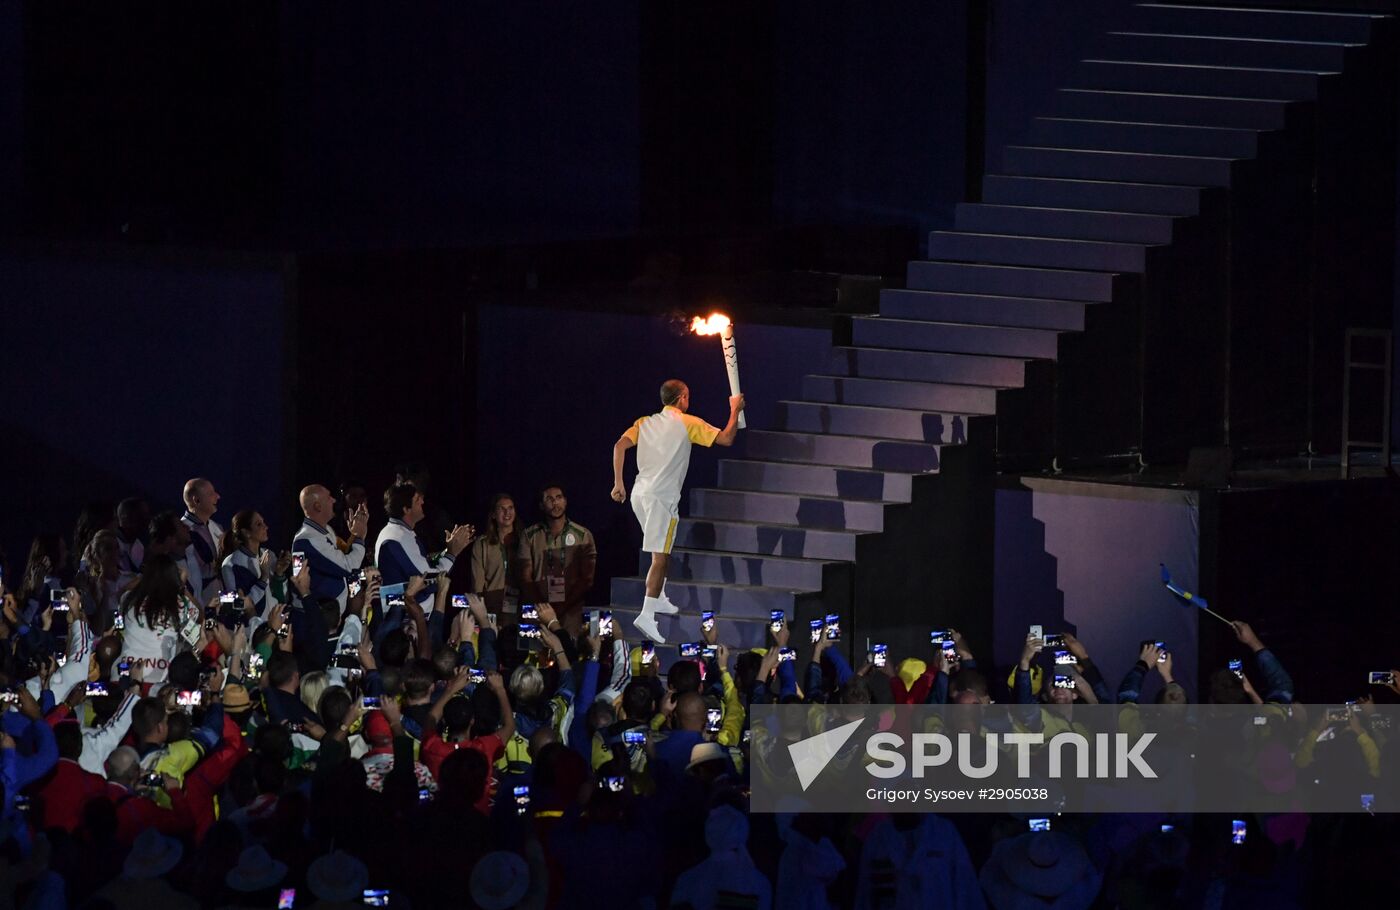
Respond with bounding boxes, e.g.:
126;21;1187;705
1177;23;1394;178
631;492;680;555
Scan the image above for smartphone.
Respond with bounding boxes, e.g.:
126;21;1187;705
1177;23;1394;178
468;667;486;685
1053;649;1075;666
362;696;381;709
1042;633;1065;648
1140;640;1168;662
680;642;701;659
417;788;433;804
279;888;296;910
140;770;164;788
604;775;626;793
86;682;109;697
599;610;613;637
1231;820;1246;845
1029;818;1051;832
706;707;723;733
113;613;125;631
824;613;840;641
177;690;203;708
701;645;717;661
1361;793;1376;812
521;604;540;621
248;652;265;674
518;622;541;641
55;652;68;669
809;619;823;644
1053;674;1076;689
285;722;306;734
587;611;599;637
778;647;797;663
118;658;132;678
348;577;364;598
362;890;391;907
769;610;785;634
1369;671;1395;686
220;591;237;608
1160;824;1175;833
1229;659;1244;679
1028;625;1043;641
640;642;655;666
941;639;958;660
448;594;468;611
871;644;887;668
291;553;306;575
623;728;647;746
929;629;949;645
701;610;715;633
513;785;531;816
0;691;18;707
1326;706;1351;723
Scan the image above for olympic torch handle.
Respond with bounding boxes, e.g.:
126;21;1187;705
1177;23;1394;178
720;325;746;429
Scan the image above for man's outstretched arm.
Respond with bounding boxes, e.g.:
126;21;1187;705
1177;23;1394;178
713;395;746;446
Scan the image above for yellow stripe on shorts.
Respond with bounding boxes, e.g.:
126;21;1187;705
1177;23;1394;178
663;517;678;554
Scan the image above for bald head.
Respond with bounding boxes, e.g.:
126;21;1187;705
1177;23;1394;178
675;692;706;732
183;478;219;520
105;746;141;784
529;726;559;758
299;484;334;524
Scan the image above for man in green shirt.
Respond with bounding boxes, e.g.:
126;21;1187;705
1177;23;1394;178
518;484;596;637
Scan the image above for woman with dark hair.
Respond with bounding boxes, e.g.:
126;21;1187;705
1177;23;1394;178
469;494;523;615
218;510;288;617
17;533;68;624
120;554;201;686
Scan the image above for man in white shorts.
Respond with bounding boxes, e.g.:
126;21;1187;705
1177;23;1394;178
612;379;745;643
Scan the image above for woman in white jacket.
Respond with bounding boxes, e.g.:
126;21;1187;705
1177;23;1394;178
119;554;202;687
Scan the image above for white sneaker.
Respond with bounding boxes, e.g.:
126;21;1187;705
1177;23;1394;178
633;613;667;644
653;596;679;615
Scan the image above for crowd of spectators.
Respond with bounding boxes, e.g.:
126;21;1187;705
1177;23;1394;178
0;475;1396;909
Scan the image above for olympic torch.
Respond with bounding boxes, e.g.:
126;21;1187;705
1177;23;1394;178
690;313;745;428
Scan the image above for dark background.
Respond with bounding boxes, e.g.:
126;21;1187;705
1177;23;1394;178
2;1;1398;650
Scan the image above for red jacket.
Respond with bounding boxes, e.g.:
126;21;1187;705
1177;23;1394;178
105;780;194;846
421;730;504;814
33;758;109;832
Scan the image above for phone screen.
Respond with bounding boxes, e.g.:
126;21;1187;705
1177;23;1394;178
824;614;840;641
1231;820;1246;844
701;610;715;632
705;707;722;732
872;644;887;668
599;610;613;637
1053;674;1075;689
778;647;797;663
451;594;468;609
1029;818;1051;832
468;667;486;685
1053;650;1075;666
1370;671;1395;686
640;643;655;666
514;785;531;816
1229;659;1243;678
362;890;391;907
680;642;700;659
279;889;296;910
769;610;784;634
809;620;822;644
623;728;646;746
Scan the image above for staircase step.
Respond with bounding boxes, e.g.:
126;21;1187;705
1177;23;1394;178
953;203;1173;245
828;345;1027;387
1077;59;1326;102
659;547;833;590
1101;31;1353;71
692;487;888;532
804;375;1000;415
853;316;1060;360
1027;117;1260;159
746;429;943;472
1132;3;1381;44
674;517;862;562
719;457;915;503
610;576;808;621
1055;88;1290;130
907;260;1118;301
983;175;1202;216
928;231;1150;273
1003;146;1233;187
605;605;775;651
779;400;974;444
881;288;1088;331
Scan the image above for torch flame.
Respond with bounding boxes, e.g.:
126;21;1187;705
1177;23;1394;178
690;313;732;336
